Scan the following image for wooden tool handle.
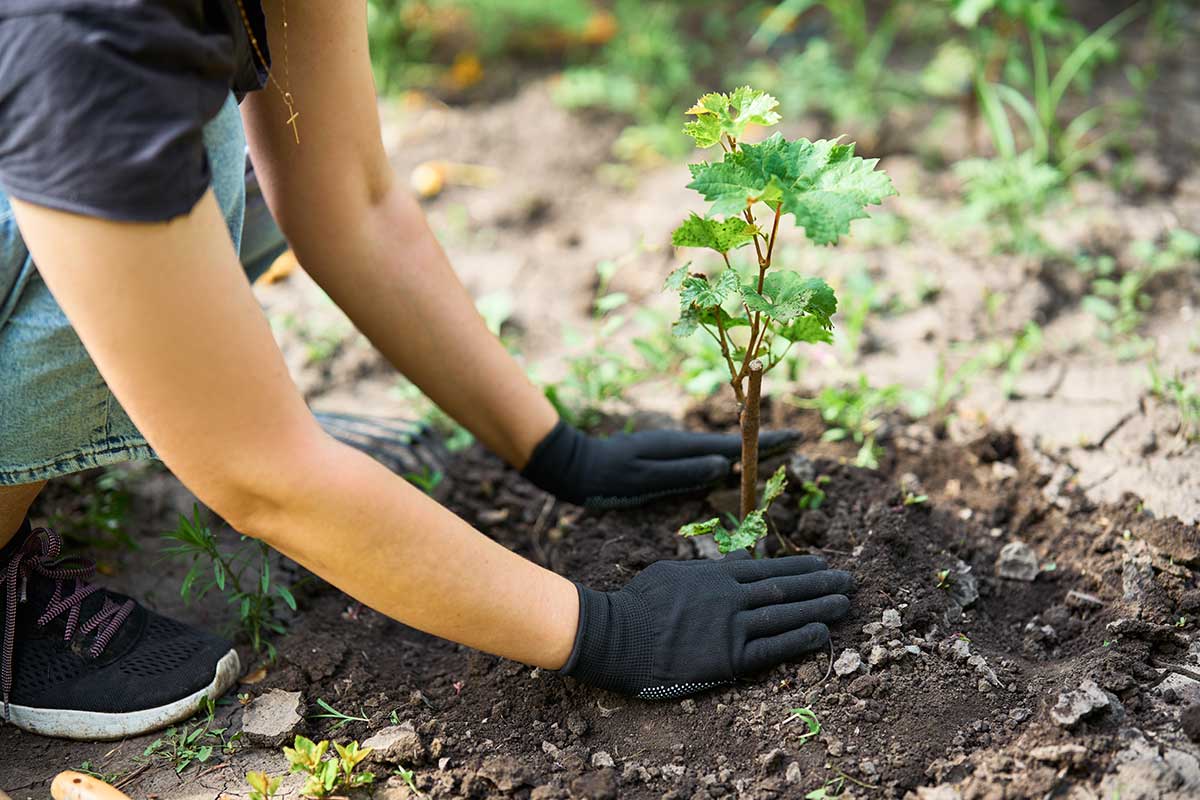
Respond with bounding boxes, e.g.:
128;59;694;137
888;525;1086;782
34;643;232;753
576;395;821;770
51;772;133;800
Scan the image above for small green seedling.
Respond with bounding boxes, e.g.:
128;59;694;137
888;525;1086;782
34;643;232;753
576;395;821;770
797;475;831;510
670;86;894;546
935;569;953;590
246;771;284;800
903;492;929;506
312;698;371;731
680;465;788;554
1177;616;1188;628
786;706;822;744
395;767;424;797
283;735;376;799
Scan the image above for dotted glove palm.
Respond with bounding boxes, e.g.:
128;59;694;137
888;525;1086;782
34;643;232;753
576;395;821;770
521;421;799;509
561;553;852;699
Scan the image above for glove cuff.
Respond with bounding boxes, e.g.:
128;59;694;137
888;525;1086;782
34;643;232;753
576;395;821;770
520;420;586;505
558;583;652;695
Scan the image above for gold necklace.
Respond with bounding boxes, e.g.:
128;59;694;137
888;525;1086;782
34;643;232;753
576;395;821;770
233;0;300;144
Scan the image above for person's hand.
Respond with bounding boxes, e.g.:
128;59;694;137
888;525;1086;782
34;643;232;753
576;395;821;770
521;421;799;509
560;552;852;699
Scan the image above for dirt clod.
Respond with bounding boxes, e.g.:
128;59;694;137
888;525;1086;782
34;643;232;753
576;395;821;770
240;688;303;747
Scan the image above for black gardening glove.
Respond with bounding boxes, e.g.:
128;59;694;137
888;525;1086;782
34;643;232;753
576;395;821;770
521;420;799;509
561;552;853;699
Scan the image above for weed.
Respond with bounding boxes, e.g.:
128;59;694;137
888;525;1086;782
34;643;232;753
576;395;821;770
312;698;371;731
395;767;424;796
545;258;649;429
786;706;822;743
246;771;284;800
955;152;1062;254
797;476;831;511
140;697;239;774
75;761;123;785
935;568;953;590
284;735;376;799
1148;365;1200;442
797;376;903;469
163;504;297;660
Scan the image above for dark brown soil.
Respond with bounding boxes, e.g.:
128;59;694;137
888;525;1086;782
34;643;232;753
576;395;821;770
4;402;1195;800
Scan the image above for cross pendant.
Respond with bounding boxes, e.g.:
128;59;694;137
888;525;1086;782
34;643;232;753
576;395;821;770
286;110;300;144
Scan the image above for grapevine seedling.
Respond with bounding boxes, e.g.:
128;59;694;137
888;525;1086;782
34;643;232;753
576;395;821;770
669;86;894;548
680;465;788;554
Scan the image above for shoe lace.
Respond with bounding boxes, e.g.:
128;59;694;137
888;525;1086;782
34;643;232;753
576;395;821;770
1;527;134;719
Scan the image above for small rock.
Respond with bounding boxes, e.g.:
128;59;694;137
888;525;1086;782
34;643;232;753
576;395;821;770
566;713;589;738
862;622;884;636
784;762;803;785
542;741;563;759
438;757;451;771
905;645;921;656
241;689;303;747
622;763;651;783
1051;679;1117;727
479;754;534;793
833;649;862;677
787;453;816;485
977;679;993;693
569;768;619;800
680;699;697;715
363;725;426;766
868;645;888;666
997;541;1039;581
1030;744;1088;766
757;749;787;773
882;609;902;629
591;750;615;769
1182;705;1200;743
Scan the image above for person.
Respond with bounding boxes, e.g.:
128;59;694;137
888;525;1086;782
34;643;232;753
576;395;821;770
0;0;854;741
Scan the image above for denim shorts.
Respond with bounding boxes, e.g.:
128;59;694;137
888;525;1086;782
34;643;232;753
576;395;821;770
0;93;253;485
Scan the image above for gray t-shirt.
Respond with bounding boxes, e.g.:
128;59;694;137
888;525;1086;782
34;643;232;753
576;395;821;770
0;0;268;222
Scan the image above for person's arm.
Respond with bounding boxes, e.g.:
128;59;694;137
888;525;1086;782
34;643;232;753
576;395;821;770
240;1;555;470
240;2;797;508
9;192;577;670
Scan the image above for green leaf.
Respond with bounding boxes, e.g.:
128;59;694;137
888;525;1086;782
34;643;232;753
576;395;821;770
680;270;740;310
777;315;834;344
742;273;837;325
683;86;781;148
671;213;757;254
277;584;297;611
678;517;724;538
714;510;767;553
664;265;688;291
761;465;788;508
686;133;895;245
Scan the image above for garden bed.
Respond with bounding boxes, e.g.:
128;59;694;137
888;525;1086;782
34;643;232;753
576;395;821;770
2;402;1196;799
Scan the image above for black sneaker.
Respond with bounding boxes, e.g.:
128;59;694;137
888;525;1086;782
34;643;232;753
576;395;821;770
1;519;240;740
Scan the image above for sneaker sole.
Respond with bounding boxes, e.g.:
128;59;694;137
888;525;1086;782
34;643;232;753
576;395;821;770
6;649;241;741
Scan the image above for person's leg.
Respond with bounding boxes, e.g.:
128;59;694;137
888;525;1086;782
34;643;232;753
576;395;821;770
0;480;44;546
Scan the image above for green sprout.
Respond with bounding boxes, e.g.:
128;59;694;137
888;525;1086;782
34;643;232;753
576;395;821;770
283;735;376;799
798;476;832;511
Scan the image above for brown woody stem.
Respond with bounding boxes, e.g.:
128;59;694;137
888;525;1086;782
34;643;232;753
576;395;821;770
740;359;764;522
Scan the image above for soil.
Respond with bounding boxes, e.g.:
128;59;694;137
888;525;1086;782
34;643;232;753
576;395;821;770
2;401;1198;799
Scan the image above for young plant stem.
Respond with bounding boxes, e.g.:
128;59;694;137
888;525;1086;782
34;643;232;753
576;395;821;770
740;359;764;522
